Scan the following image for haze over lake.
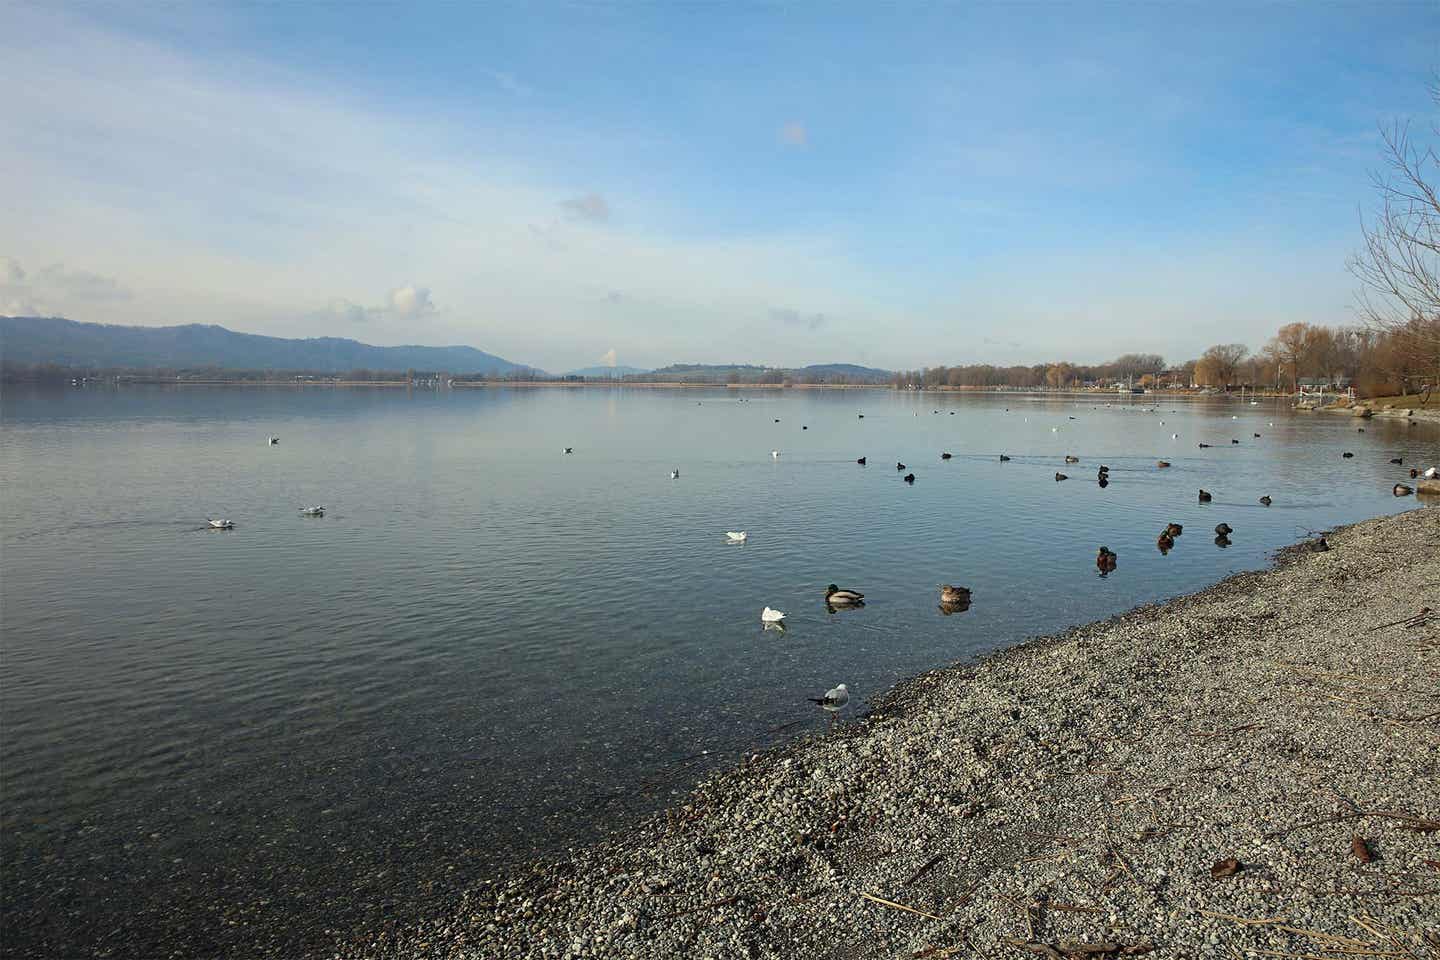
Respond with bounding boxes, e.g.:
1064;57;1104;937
1;385;1432;958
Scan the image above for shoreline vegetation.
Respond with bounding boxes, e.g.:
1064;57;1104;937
360;508;1440;960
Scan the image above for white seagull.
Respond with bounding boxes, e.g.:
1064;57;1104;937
1426;466;1438;479
771;450;781;459
809;683;850;724
267;436;279;445
670;469;680;479
207;518;235;529
761;606;786;623
300;506;325;516
725;531;748;543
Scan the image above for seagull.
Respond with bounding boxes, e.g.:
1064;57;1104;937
1426;467;1438;479
562;447;573;454
761;606;786;623
670;469;680;479
299;506;325;516
772;450;781;459
207;518;235;529
808;683;850;724
267;436;279;445
1172;433;1179;439
725;531;748;543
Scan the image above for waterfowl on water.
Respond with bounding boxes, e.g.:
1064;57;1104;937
1358;427;1366;432
809;684;849;723
1231;439;1240;444
772;450;781;459
939;584;972;604
1259;496;1272;506
207;518;235;529
1097;476;1109;488
299;506;325;517
774;418;781;423
1214;533;1232;548
1427;467;1439;479
1214;522;1233;536
802;425;808;430
761;606;786;623
896;462;906;471
1064;455;1079;464
999;454;1012;462
903;473;916;484
1165;523;1183;537
824;584;865;606
1198;489;1212;502
725;531;748;543
670;469;680;479
1172;433;1179;439
1156;460;1171;468
1390;458;1403;465
1342;452;1354;458
1095;546;1118;573
858;413;864;418
1055;472;1068;481
563;447;573;454
1253;433;1261;438
857;456;867;465
1157;531;1174;552
941;452;953;460
1198;442;1213;449
1394;483;1414;497
1410;468;1420;478
267;436;279;445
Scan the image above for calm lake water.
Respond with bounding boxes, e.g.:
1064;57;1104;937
1;385;1434;958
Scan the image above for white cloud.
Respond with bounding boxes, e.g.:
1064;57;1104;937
387;285;435;318
562;193;610;223
599;347;617;367
36;263;131;300
779;121;807;147
327;297;367;323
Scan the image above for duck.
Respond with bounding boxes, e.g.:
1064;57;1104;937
761;606;786;623
1157;531;1175;552
562;447;573;454
1214;533;1232;548
824;584;865;606
1311;536;1330;552
903;473;916;484
1054;472;1068;481
299;506;325;517
999;454;1012;462
1342;452;1354;459
1097;476;1110;488
1259;495;1272;506
207;518;235;529
1389;457;1403;465
670;469;680;479
1064;455;1079;463
941;452;953;460
1230;439;1240;444
802;425;808;430
1198;442;1213;449
1156;460;1171;468
939;584;972;604
1095;546;1118;573
858;413;865;419
1198;489;1213;502
856;456;867;465
772;450;781;459
1253;433;1261;438
725;531;748;543
267;436;279;445
1214;522;1233;536
1165;522;1183;537
896;461;906;471
1394;483;1414;496
774;418;781;423
1171;433;1179;439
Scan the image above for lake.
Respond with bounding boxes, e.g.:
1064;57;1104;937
1;384;1433;958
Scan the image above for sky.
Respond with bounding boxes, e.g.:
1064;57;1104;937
2;2;1437;373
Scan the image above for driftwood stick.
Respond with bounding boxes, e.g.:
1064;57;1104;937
860;891;944;921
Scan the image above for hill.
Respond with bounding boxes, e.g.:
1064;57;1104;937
0;316;534;376
638;362;891;384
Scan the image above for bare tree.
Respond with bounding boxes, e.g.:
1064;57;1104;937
1196;343;1249;387
1349;81;1440;400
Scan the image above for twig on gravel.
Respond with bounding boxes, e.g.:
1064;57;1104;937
860;891;944;921
904;852;946;886
1351;914;1422;960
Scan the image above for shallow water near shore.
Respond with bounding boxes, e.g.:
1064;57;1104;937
1;385;1434;958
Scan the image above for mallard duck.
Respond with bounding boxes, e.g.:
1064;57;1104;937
824;584;864;605
1214;522;1233;536
1214;533;1232;548
1394;483;1413;496
267;436;279;445
1097;476;1109;488
802;425;808;430
941;452;953;460
903;473;915;484
1390;457;1403;465
856;456;867;465
999;454;1012;462
1259;496;1272;506
1064;455;1079;463
1198;489;1212;502
858;413;864;419
1055;472;1068;481
1410;468;1419;479
940;584;972;604
1253;433;1261;438
1156;460;1171;468
1157;531;1174;552
1231;438;1240;444
1095;546;1117;573
1165;522;1183;537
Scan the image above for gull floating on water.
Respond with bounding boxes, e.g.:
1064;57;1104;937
267;436;279;445
207;518;235;529
562;447;573;454
670;469;680;479
725;531;748;543
299;506;325;517
761;606;786;623
771;450;780;459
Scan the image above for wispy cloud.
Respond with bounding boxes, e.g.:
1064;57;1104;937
562;193;610;223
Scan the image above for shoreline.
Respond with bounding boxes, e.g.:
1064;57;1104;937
362;507;1439;960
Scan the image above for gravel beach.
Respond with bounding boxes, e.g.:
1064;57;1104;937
364;507;1439;960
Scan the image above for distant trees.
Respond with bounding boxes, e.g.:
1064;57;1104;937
1194;343;1248;387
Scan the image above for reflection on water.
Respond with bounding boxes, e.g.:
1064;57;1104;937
1;385;1433;958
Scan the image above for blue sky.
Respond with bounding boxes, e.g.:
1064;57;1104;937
2;2;1436;372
